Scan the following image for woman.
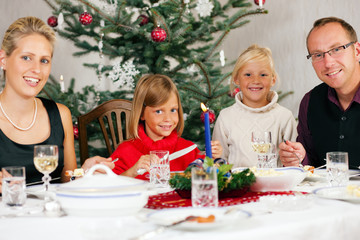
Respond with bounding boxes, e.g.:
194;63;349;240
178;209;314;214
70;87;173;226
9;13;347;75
0;17;114;190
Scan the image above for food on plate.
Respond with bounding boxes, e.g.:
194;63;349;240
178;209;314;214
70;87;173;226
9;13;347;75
74;168;85;177
249;167;284;177
189;215;216;223
346;185;360;197
303;165;315;173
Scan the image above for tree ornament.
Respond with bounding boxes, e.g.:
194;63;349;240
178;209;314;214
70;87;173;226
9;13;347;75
254;0;266;6
73;123;79;140
229;87;240;97
138;14;149;26
195;0;214;17
47;16;58;28
151;27;167;42
79;11;93;25
200;109;216;124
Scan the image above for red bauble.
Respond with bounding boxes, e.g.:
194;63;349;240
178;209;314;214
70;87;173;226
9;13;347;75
73;124;79;140
47;16;58;27
138;14;149;26
79;12;93;25
254;0;266;6
200;109;216;124
229;87;240;97
151;27;167;42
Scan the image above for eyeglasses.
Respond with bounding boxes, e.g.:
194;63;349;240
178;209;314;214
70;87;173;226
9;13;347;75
306;42;355;62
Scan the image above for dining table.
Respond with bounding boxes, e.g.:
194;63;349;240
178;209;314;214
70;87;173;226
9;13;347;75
1;175;360;240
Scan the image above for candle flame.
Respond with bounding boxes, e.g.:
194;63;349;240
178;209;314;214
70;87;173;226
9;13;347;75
200;103;207;112
60;75;63;81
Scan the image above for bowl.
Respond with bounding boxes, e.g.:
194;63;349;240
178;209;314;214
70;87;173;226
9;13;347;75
232;167;306;192
56;164;150;216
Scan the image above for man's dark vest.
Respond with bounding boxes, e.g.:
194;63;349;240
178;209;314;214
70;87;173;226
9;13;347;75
308;83;360;169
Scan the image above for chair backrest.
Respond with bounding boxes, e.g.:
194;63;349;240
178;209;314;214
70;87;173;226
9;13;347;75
77;99;132;165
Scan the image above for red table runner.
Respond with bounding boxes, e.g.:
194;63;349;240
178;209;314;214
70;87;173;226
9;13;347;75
145;190;301;209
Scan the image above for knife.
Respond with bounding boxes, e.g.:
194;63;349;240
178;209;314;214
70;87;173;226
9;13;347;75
136;144;197;175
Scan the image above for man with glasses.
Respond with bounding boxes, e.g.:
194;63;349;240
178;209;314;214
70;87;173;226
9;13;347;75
279;17;360;169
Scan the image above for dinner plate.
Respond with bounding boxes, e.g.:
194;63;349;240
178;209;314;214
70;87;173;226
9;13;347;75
146;207;251;231
305;169;360;182
26;184;58;199
313;185;360;203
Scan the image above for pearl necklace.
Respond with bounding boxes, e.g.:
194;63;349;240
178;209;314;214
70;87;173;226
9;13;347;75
0;98;37;131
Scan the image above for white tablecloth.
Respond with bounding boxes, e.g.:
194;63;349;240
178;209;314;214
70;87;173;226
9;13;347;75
1;181;360;240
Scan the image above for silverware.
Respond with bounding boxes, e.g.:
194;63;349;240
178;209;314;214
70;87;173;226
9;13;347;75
111;158;119;163
130;216;197;240
314;164;326;170
26;177;61;186
283;140;303;167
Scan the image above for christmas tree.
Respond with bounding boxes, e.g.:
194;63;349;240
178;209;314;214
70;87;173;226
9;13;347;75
42;0;274;157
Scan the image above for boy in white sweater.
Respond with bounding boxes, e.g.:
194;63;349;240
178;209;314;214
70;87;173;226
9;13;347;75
213;44;297;168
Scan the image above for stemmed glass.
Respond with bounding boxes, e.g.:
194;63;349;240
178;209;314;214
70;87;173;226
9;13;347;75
251;131;272;168
33;145;59;193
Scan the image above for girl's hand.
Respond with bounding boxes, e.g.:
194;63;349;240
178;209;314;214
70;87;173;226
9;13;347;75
211;140;223;159
125;155;151;178
279;141;306;167
81;156;115;174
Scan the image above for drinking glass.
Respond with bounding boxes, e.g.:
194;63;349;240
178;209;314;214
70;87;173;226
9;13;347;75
33;145;59;192
326;152;349;186
265;143;278;168
2;166;26;208
191;167;218;208
251;131;272;168
149;150;170;187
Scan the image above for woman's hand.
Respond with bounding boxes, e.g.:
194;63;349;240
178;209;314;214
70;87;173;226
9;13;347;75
279;140;306;167
81;156;115;174
122;155;151;178
211;140;223;159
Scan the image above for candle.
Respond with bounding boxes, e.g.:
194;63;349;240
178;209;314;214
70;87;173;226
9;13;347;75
259;0;263;8
201;103;212;159
60;75;65;93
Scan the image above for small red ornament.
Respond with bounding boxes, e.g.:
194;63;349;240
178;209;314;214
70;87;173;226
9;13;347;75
138;14;149;26
47;16;58;28
151;27;167;42
79;12;93;25
73;123;79;140
254;0;266;6
229;87;240;97
200;109;216;124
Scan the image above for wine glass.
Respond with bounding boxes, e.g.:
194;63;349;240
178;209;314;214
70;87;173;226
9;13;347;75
33;145;59;193
251;131;272;168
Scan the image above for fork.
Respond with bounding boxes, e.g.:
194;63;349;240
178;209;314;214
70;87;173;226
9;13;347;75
130;215;197;240
283;140;303;167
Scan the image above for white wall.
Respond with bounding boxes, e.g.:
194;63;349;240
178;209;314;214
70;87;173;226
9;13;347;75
1;0;360;117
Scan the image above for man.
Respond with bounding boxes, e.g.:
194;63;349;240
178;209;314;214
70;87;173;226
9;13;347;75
279;17;360;169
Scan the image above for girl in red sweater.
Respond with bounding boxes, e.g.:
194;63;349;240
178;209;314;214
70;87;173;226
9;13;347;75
111;74;222;180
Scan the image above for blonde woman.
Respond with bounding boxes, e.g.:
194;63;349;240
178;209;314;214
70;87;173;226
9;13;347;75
213;44;297;168
111;74;222;179
0;17;114;190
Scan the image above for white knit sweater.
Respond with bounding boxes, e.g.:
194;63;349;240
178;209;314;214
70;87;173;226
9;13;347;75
212;91;297;168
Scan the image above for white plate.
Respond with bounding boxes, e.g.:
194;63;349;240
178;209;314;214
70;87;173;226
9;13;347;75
26;184;58;199
305;169;360;182
313;185;360;203
146;207;251;231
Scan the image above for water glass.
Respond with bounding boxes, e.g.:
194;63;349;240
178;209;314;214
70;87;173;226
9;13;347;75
191;167;218;208
326;152;349;186
265;143;278;168
2;166;26;208
149;150;170;187
251;131;272;168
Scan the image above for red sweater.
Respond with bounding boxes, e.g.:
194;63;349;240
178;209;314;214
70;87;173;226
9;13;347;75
111;124;203;180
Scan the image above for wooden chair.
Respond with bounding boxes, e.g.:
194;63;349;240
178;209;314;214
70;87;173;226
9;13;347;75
77;99;132;165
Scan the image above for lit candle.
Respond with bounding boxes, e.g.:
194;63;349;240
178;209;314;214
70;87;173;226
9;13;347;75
60;75;65;93
259;0;263;8
201;103;212;159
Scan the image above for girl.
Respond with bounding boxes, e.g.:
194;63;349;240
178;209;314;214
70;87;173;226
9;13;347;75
212;44;297;168
111;74;222;179
0;17;114;190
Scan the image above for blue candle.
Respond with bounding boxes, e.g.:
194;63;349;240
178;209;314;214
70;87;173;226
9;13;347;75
201;103;212;158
